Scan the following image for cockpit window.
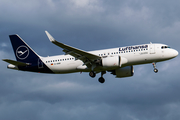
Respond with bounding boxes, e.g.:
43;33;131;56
161;46;170;49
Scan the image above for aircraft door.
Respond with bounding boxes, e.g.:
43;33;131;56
150;44;155;54
38;58;44;68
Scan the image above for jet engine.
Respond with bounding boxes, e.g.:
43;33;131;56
102;56;120;67
101;56;128;68
111;66;134;78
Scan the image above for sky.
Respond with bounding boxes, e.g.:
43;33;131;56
0;0;180;120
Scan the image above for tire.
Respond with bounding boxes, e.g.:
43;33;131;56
98;77;105;83
154;68;158;73
89;71;96;78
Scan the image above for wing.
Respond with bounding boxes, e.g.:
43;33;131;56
45;31;101;66
2;59;30;66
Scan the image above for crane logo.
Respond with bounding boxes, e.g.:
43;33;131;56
16;46;29;60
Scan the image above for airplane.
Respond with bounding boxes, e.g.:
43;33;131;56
2;31;179;83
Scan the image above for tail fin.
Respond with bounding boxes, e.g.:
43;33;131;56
9;35;40;63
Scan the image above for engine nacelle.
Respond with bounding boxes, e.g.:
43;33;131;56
102;56;120;67
101;56;128;68
113;66;134;78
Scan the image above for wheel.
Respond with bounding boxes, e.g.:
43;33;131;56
98;77;105;83
154;68;158;73
89;71;96;78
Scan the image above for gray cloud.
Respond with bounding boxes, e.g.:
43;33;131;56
0;0;180;120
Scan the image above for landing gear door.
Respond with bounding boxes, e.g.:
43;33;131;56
150;44;155;54
38;58;43;68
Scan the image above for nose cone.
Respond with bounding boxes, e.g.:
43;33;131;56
174;50;178;57
162;49;178;60
172;49;178;58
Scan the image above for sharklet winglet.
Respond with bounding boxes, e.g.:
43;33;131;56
45;31;56;42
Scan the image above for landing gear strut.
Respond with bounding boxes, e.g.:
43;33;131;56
89;71;106;83
98;71;106;83
152;62;158;73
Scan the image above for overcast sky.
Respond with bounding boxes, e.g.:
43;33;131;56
0;0;180;120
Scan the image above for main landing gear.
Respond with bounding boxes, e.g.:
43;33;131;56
89;71;106;83
89;71;96;78
152;62;158;73
98;71;106;83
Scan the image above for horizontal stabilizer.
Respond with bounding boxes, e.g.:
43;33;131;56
2;59;30;66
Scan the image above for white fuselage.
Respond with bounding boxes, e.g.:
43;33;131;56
5;33;178;83
41;43;178;74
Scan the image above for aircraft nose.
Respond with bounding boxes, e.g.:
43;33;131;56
172;49;178;57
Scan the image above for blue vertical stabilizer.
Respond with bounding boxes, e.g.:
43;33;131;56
9;35;40;63
9;35;53;73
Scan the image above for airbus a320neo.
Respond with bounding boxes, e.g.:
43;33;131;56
3;31;178;83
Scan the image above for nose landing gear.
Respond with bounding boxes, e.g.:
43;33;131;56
152;62;158;73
